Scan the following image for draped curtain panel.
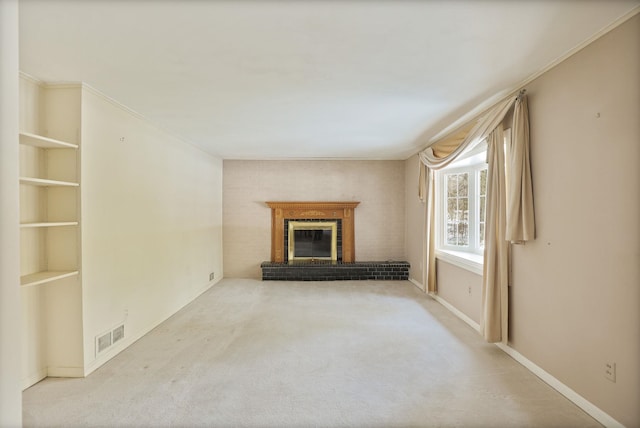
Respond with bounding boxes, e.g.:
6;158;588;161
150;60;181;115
506;97;535;242
418;163;436;293
418;92;534;343
481;125;509;342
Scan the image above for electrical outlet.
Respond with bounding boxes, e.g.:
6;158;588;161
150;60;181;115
468;286;472;295
209;272;215;281
605;362;616;382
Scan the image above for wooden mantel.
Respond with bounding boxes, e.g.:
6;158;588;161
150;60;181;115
266;201;360;263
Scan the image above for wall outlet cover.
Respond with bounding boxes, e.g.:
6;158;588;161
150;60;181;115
605;362;616;382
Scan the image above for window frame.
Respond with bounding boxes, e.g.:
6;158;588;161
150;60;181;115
434;143;488;274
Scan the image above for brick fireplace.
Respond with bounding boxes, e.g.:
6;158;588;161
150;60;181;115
261;201;409;281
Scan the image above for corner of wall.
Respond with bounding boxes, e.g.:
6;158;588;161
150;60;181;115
1;0;23;424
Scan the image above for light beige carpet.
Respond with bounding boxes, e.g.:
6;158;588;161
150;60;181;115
23;279;600;427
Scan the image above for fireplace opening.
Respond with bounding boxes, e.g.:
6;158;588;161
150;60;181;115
288;221;337;262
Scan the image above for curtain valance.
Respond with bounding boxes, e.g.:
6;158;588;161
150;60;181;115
419;95;518;170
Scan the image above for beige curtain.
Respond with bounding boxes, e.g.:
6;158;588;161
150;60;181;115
419;95;517;170
418;92;534;343
418;162;436;293
506;96;535;242
425;169;436;293
418;94;519;297
418;161;427;203
481;125;509;342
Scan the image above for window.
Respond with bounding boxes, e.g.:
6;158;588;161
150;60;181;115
435;143;487;272
440;165;487;255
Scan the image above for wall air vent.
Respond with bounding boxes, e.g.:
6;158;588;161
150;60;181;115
95;323;125;356
96;331;112;355
112;324;125;344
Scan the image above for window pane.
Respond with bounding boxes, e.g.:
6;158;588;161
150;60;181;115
458;221;469;246
458;173;468;197
447;174;457;197
447;198;457;222
447;223;456;245
480;224;485;247
459;197;468;214
479;196;486;221
480;169;487;196
445;173;469;248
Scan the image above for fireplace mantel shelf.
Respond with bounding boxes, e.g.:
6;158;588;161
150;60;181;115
266;201;360;263
266;201;360;210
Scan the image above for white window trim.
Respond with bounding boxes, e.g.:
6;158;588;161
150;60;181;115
434;142;487;275
435;249;483;275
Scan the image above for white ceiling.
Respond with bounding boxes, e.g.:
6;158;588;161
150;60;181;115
19;1;639;160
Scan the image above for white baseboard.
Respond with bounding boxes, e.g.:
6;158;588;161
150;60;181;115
431;293;624;428
408;278;425;292
47;366;84;378
430;293;481;333
22;368;47;390
495;343;624;428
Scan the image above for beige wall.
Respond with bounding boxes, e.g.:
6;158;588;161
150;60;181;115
509;14;640;427
404;14;640;427
436;260;482;325
0;0;22;424
224;160;405;278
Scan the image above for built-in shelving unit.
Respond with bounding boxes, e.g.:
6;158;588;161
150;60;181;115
20;81;86;388
19;130;80;288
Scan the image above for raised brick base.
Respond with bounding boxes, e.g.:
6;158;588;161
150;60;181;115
260;261;410;281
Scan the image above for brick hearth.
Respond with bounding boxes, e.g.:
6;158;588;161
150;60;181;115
261;261;409;281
